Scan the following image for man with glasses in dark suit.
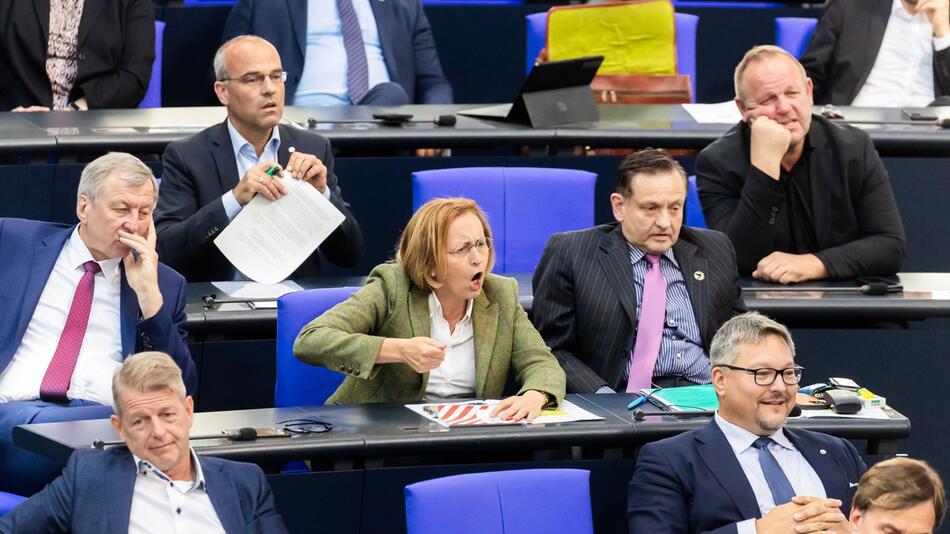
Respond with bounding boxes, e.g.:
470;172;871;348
155;35;363;282
628;312;865;534
532;148;744;394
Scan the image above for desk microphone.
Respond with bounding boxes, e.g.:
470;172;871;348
92;427;261;449
832;117;950;128
632;405;802;422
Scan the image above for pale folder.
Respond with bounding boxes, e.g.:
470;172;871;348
214;177;345;284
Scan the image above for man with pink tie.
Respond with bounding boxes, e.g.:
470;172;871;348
532;148;745;394
0;152;195;495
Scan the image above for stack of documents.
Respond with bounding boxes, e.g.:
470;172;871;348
407;399;603;428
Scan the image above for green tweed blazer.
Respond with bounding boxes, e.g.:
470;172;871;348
293;263;566;405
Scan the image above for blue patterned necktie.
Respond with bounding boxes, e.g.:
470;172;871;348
337;0;370;104
751;437;796;506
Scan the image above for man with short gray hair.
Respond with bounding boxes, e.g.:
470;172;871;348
697;44;905;284
0;152;195;495
628;311;866;533
0;352;287;533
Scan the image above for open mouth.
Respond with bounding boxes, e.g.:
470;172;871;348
471;272;483;282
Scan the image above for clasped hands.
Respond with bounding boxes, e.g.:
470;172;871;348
378;336;549;422
232;151;328;206
755;496;850;534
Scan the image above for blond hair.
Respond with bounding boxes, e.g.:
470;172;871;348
853;457;945;528
112;352;186;416
396;198;495;292
734;44;807;102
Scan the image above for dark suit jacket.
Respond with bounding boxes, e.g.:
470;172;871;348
155;122;364;282
0;0;154;110
696;114;906;279
800;0;950;105
0;219;196;395
627;420;867;534
531;224;745;394
0;447;288;533
221;0;453;105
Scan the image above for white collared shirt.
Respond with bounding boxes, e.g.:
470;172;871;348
424;293;476;400
714;413;826;534
129;449;226;534
852;0;950;107
0;226;123;405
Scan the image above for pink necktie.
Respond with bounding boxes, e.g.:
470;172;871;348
626;254;666;393
39;260;100;402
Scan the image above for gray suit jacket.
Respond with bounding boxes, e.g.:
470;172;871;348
532;223;744;393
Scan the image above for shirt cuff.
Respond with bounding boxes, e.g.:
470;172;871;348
935;34;950;52
322;186;332;200
737;518;757;534
221;191;243;221
595;386;616;394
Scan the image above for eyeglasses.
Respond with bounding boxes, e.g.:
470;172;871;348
716;364;804;386
448;237;492;257
219;70;288;87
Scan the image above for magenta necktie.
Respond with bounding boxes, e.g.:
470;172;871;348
39;260;100;402
626;254;666;393
337;0;370;104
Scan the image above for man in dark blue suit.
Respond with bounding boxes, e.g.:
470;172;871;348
628;312;866;534
0;153;196;496
0;351;287;533
221;0;453;107
155;36;364;282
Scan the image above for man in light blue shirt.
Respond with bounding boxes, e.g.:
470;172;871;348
222;0;453;107
628;312;866;534
155;36;364;282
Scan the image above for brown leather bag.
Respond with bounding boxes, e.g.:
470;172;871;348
591;73;692;104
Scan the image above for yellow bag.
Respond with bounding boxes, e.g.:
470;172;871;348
546;1;677;76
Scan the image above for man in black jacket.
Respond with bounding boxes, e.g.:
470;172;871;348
800;0;950;107
697;45;905;283
155;36;363;282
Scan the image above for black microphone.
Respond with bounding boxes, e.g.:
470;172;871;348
941;118;950;129
632;405;802;422
858;282;889;295
92;427;261;449
305;114;456;128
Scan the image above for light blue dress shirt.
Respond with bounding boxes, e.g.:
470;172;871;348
714;413;826;534
220;120;281;221
294;0;391;106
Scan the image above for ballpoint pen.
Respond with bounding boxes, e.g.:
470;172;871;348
628;395;648;410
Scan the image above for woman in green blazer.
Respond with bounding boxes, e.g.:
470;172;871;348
294;198;565;421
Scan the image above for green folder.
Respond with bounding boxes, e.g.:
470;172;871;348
641;384;719;411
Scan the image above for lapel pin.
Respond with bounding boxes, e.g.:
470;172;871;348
693;271;705;281
819;449;827;455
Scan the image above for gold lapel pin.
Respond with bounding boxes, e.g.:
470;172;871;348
693;271;705;281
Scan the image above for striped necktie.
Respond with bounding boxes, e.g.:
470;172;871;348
337;0;370;104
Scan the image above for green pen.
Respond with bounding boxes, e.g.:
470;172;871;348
265;166;280;177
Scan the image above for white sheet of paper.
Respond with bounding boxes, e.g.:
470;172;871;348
682;101;743;124
406;399;604;428
214;177;345;284
211;280;304;300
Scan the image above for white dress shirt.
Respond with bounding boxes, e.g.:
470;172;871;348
0;226;123;405
294;0;391;106
129;449;226;534
424;293;476;400
714;413;826;534
852;0;950;107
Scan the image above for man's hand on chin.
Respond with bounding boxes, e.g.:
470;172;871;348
118;219;163;319
748;115;791;180
752;252;828;284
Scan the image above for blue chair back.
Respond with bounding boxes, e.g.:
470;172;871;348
405;468;594;534
139;20;165;108
0;491;26;517
275;287;359;407
524;12;698;101
182;0;236;5
686;175;706;228
412;167;596;273
775;17;818;59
